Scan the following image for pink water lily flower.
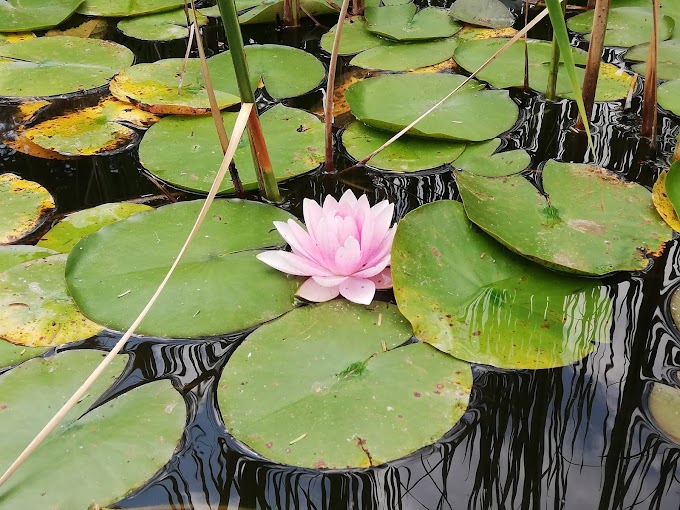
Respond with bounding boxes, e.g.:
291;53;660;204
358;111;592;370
257;190;396;305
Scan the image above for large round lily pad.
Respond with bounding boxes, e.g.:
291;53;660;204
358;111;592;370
110;44;325;114
456;160;672;275
626;39;680;81
449;0;515;29
230;0;338;24
66;200;301;338
24;98;160;157
139;104;324;194
658;79;680;115
0;0;81;32
37;202;153;253
648;380;680;444
0;245;57;271
0;254;103;346
0;36;134;99
340;121;466;172
567;7;674;48
218;301;472;469
77;0;183;17
0;350;186;508
364;5;462;41
345;74;518;141
117;8;207;41
452;139;530;176
454;38;633;101
391;200;613;369
0;173;55;245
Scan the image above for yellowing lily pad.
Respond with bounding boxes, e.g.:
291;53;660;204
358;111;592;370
24;98;160;157
652;168;680;231
37;202;153;253
0;245;57;271
117;7;207;41
0;173;55;245
218;301;472;469
0;254;103;346
0;0;81;33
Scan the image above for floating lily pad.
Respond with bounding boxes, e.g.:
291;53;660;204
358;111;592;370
449;0;515;29
0;254;103;346
110;44;325;114
233;0;338;24
346;73;518;141
0;173;55;245
456;160;672;275
218;301;472;469
626;39;680;80
658;79;680;115
77;0;184;17
391;200;613;369
0;350;186;508
0;245;57;271
117;7;207;41
365;5;462;41
454;38;633;101
340;121;466;172
653;162;680;231
0;0;81;33
23;98;159;157
452;139;530;176
139;104;324;194
0;36;134;100
0;339;47;368
648;380;680;444
66;200;301;338
567;7;673;48
37;202;153;253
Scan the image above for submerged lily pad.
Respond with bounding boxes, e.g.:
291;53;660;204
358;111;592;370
0;339;48;368
454;38;633;101
346;73;518;141
365;5;462;41
0;350;186;508
449;0;515;29
117;8;207;41
0;0;81;32
340;121;466;172
648;380;680;444
66;200;301;338
77;0;183;17
110;45;325;114
567;7;673;48
139;104;324;194
456;160;672;275
392;200;613;369
218;301;472;469
0;173;55;245
0;245;57;271
658;79;680;115
452;139;530;176
37;202;153;253
24;98;160;157
0;36;134;99
626;39;680;80
0;254;103;346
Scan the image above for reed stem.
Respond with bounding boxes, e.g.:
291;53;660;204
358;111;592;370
641;0;660;147
284;0;301;26
545;0;567;100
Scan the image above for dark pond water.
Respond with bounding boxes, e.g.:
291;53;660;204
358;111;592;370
1;1;680;508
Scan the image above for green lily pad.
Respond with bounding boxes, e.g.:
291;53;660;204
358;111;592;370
0;350;186;508
567;7;674;48
23;98;160;157
0;254;103;346
664;160;680;220
652;168;680;231
139;104;324;194
0;36;134;100
658;79;680;115
648;380;680;444
77;0;183;17
364;5;462;42
37;202;153;253
0;0;81;33
449;0;515;29
452;139;530;176
340;121;466;172
456;160;672;275
117;7;207;41
66;200;301;338
232;0;338;24
218;301;472;469
321;17;461;71
626;39;680;80
454;38;633;101
346;73;518;141
0;339;47;368
391;200;613;369
0;173;55;245
0;245;57;271
110;44;325;114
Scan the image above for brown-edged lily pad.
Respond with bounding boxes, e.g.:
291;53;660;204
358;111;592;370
0;173;55;245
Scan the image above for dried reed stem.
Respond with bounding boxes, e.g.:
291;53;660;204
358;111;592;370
641;0;660;146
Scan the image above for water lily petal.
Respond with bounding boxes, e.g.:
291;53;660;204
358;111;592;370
303;198;324;240
370;268;393;289
322;194;339;217
256;250;332;277
315;216;343;268
312;275;349;287
297;277;340;302
336;215;360;245
353;252;390;278
335;236;362;275
339;277;376;305
361;226;396;269
273;220;319;262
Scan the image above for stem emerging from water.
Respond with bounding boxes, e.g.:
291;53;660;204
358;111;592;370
284;0;300;26
641;0;660;148
545;0;566;100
